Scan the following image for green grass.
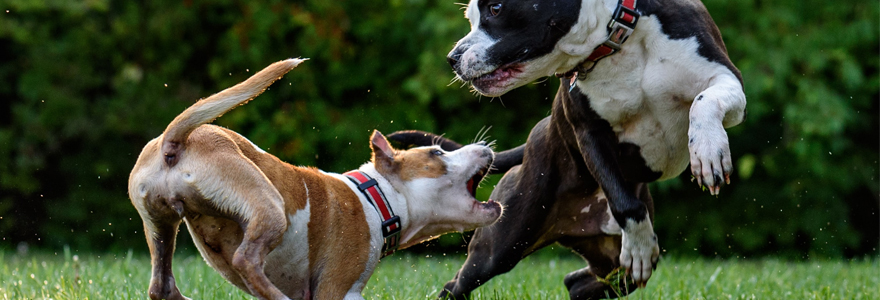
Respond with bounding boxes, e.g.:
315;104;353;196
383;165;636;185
0;247;876;299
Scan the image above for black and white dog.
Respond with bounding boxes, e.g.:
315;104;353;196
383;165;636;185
392;0;746;298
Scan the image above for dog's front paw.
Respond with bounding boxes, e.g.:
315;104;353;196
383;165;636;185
688;123;732;195
619;218;659;287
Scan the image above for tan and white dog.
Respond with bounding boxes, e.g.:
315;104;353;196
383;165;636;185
128;59;502;300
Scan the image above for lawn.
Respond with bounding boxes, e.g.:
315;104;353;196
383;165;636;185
0;246;876;299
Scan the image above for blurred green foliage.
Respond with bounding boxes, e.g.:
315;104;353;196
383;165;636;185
0;0;876;259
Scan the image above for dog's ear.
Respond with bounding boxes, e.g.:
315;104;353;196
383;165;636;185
371;130;395;169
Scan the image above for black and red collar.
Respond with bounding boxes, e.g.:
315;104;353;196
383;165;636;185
558;0;640;81
343;170;402;258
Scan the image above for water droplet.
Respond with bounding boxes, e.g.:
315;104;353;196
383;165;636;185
164;83;168;87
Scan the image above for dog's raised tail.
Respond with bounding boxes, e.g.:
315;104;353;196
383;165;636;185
161;58;306;166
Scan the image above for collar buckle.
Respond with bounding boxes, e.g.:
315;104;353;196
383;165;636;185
606;3;639;50
381;215;401;237
562;0;639;80
605;21;634;50
381;215;402;256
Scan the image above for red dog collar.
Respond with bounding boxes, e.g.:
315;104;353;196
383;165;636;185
558;0;639;81
344;171;402;257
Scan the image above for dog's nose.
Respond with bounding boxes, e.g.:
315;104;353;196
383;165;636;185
446;55;460;69
480;147;493;159
447;48;464;69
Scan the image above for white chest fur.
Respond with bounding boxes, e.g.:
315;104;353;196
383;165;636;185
576;16;738;180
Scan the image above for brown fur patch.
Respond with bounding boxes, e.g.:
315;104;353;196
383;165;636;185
307;174;372;298
390;148;447;181
223;127;309;212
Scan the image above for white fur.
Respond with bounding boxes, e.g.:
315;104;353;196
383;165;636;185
688;73;744;192
619;217;658;284
581;204;591;213
264;189;311;298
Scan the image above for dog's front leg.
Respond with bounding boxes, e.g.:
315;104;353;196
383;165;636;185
144;215;190;300
688;74;746;195
561;85;659;287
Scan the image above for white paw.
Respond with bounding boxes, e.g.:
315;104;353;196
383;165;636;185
688;121;731;195
619;217;659;287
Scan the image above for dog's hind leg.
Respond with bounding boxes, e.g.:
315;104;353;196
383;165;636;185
183;131;290;300
142;207;190;300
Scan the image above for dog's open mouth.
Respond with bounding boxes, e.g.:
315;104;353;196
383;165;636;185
466;166;490;198
472;63;523;88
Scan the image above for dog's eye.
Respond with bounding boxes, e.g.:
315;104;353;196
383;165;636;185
432;149;444;156
489;3;502;16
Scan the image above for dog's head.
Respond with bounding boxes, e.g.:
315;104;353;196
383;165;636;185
448;0;607;96
369;130;501;245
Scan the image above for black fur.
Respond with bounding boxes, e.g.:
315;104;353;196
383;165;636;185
449;0;582;78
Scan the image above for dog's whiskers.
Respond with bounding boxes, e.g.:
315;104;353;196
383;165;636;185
448;75;466;87
473;126;493;145
432;133;449;148
490;96;506;108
